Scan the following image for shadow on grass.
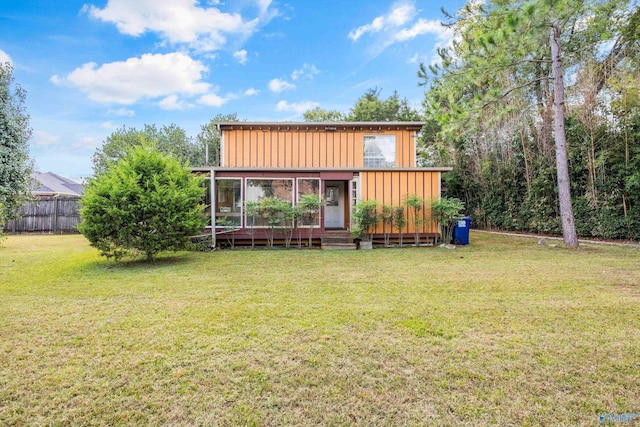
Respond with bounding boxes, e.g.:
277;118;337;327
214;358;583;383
90;251;203;271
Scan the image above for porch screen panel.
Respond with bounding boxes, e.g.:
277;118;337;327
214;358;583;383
297;178;321;227
245;178;294;227
215;178;242;227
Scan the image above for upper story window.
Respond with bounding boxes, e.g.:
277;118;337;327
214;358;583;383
364;135;396;167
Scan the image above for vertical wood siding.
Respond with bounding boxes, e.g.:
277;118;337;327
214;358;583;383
360;171;440;234
223;129;415;168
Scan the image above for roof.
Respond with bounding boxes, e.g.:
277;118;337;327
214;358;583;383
32;172;84;197
216;121;425;132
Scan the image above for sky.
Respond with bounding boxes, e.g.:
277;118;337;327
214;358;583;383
1;0;467;180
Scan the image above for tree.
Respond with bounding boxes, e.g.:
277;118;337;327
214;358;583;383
303;107;345;122
403;194;425;246
0;62;33;221
298;192;322;247
347;88;421;122
302;89;421;123
418;0;636;247
431;197;465;244
394;205;406;246
92;124;201;175
79;143;205;261
197;113;240;166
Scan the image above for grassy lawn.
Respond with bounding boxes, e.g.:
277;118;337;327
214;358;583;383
1;233;639;426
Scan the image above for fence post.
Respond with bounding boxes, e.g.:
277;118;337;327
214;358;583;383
52;197;57;233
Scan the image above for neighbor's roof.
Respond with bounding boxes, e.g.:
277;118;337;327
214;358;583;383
216;121;425;131
32;172;84;197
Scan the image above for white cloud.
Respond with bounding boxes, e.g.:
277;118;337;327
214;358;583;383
52;52;210;105
347;1;452;57
276;100;318;114
393;18;451;42
83;0;260;52
197;93;229;107
268;78;295;93
33;130;60;146
158;94;189;110
244;88;259;96
0;49;12;65
73;134;102;150
100;121;120;129
291;63;319;81
107;107;135;117
348;2;416;41
257;0;272;15
233;49;248;64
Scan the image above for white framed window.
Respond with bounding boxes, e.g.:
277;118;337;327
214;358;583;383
364;135;396;167
297;178;321;227
215;178;242;228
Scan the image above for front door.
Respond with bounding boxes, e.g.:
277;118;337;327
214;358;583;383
324;181;345;228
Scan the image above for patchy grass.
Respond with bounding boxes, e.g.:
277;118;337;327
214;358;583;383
1;233;639;426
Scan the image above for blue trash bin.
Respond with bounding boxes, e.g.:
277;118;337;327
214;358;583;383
452;217;471;245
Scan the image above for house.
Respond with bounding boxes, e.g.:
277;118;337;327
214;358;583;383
192;122;451;248
32;171;84;198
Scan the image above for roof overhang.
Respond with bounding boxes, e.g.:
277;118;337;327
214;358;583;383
191;167;453;173
216;122;425;132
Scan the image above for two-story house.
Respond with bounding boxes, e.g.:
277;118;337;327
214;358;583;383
193;122;451;248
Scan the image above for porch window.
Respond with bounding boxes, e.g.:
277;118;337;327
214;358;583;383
202;178;212;227
215;178;242;227
297;178;321;227
245;178;294;227
364;135;396;167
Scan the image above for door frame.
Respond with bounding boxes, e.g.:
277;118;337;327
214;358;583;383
323;180;348;229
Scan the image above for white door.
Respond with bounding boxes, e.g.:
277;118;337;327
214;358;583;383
324;182;345;228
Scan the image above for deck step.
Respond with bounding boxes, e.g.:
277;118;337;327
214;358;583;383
321;234;356;250
321;236;354;244
321;242;357;250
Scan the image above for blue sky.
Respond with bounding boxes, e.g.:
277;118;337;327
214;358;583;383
1;0;466;180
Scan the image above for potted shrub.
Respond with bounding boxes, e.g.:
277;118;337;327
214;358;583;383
351;199;378;249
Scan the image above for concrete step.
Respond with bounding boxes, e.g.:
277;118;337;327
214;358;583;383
321;236;354;244
321;242;357;250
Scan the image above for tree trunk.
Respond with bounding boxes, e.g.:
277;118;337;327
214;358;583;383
550;24;579;248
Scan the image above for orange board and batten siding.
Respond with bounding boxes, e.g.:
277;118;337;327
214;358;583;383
360;170;441;234
220;123;421;169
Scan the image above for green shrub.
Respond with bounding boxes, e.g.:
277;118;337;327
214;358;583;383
79;144;205;261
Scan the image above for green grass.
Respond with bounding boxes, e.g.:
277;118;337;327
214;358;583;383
1;233;639;426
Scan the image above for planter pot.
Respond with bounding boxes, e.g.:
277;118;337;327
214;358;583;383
359;241;373;250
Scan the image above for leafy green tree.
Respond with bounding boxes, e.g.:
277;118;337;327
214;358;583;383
347;88;421;122
298;192;322;247
419;0;637;246
351;199;379;241
393;206;406;246
92;124;201;175
257;197;292;248
303;88;420;123
381;204;394;246
403;194;424;246
197;113;240;166
431;197;465;244
0;62;33;221
79;143;205;261
303;107;345;122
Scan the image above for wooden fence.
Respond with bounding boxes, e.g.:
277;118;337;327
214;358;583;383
4;196;82;234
